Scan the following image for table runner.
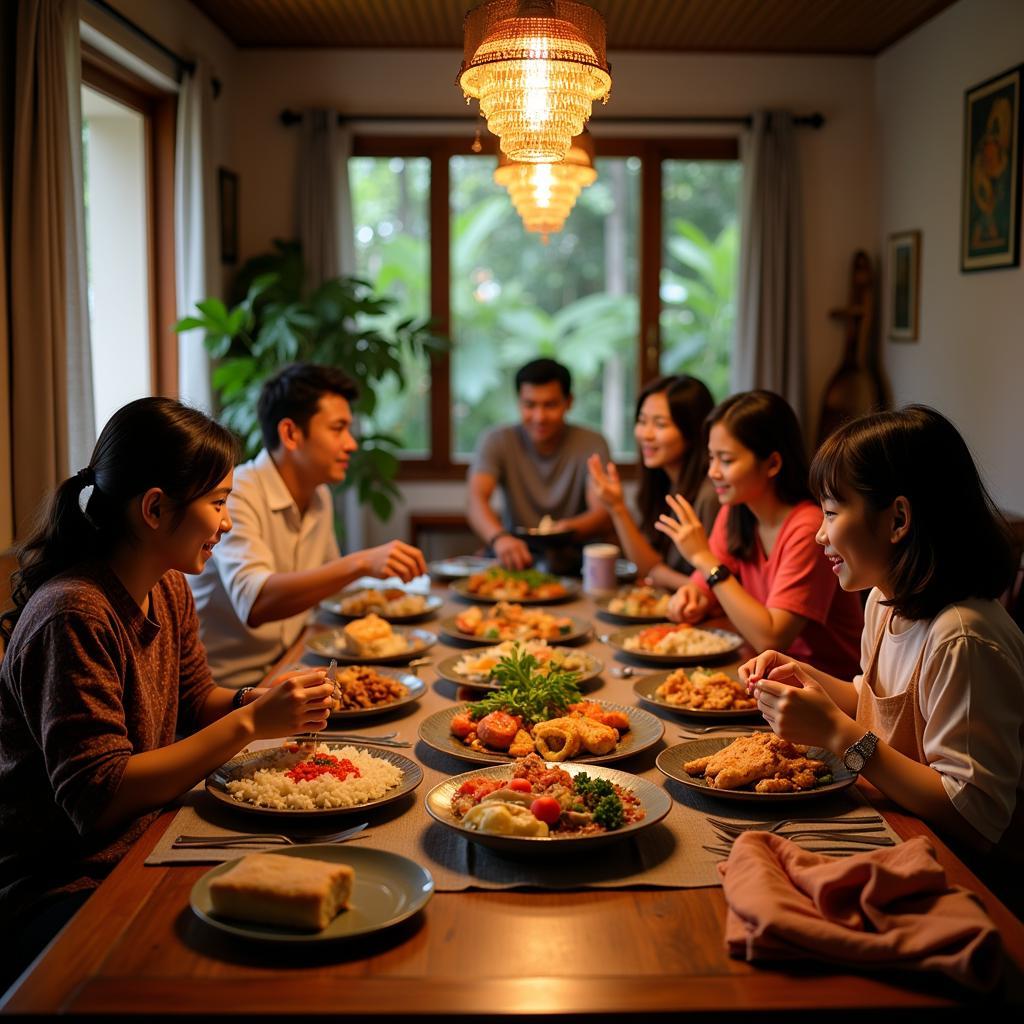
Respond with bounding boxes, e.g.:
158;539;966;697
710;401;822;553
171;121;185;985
145;592;901;889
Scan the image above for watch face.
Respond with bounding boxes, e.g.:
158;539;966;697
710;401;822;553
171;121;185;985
844;749;866;773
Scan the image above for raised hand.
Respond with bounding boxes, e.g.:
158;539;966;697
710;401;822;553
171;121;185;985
364;540;428;582
494;533;532;570
753;664;848;749
248;668;334;738
667;583;709;623
587;453;625;511
654;493;713;564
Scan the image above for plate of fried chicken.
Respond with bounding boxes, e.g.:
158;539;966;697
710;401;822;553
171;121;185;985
656;733;855;801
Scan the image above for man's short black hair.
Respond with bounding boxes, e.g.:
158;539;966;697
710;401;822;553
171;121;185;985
257;362;358;451
514;358;572;398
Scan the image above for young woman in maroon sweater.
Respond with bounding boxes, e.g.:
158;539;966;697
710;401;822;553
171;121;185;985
0;397;333;989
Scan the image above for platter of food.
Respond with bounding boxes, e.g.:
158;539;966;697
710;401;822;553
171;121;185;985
605;623;743;664
424;755;671;852
205;743;423;817
450;567;578;604
632;667;762;720
190;845;434;942
435;640;603;692
305;615;437;664
419;701;662;766
595;585;672;624
325;666;426;720
422;645;661;765
440;604;589;645
656;735;855;802
320;588;443;623
514;516;575;545
428;555;496;580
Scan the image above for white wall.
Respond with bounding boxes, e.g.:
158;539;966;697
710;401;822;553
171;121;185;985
230;48;878;543
877;0;1024;514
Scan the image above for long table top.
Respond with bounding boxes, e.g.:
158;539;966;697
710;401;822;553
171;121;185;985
4;588;1023;1016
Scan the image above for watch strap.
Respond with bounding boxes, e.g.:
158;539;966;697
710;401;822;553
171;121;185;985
705;564;733;588
843;730;878;772
233;686;254;710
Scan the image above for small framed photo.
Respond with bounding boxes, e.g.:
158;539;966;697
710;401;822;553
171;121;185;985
218;168;239;265
961;64;1023;272
887;230;921;341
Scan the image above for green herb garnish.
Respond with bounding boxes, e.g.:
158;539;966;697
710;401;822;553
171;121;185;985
592;794;625;830
484;567;559;587
467;647;582;726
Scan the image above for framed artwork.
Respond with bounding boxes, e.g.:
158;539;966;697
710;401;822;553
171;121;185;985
218;168;239;265
887;230;921;341
961;64;1023;272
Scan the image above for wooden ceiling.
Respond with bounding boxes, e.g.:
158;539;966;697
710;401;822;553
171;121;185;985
189;0;959;55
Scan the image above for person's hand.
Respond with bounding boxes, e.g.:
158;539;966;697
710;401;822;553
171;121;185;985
667;583;709;623
738;650;798;693
363;540;428;582
654;494;714;564
753;662;848;750
247;668;334;739
587;454;625;512
494;533;532;570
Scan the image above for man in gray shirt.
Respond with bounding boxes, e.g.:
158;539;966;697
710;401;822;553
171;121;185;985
467;359;612;570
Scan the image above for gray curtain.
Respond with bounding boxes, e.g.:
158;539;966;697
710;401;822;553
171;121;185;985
10;0;94;536
733;110;806;426
296;109;355;286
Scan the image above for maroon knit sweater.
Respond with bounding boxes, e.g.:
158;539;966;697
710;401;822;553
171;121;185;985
0;563;216;920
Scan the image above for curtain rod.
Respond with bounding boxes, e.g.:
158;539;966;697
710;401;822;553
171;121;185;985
279;110;825;129
86;0;196;76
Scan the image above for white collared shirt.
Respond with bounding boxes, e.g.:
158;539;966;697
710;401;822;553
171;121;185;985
189;449;340;688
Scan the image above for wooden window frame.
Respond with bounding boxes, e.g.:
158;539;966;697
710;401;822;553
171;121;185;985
351;134;739;481
81;50;178;398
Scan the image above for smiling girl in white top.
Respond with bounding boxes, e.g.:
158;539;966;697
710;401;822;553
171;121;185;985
743;405;1024;868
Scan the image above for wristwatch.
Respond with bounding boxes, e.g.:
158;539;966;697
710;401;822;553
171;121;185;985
705;564;733;588
842;730;879;773
232;686;255;710
489;530;511;546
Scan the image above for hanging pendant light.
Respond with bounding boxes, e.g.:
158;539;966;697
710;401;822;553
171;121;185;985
494;130;597;242
458;0;611;164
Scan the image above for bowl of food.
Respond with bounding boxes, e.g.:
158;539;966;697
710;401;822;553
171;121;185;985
632;667;762;720
436;639;603;692
441;603;589;645
656;734;854;802
306;615;437;664
451;567;578;604
605;623;743;664
325;665;426;719
424;755;671;852
320;588;443;623
596;585;672;623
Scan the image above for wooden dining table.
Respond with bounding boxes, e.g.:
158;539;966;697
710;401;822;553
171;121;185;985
4;585;1023;1018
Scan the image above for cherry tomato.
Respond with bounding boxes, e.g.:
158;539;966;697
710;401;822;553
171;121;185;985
506;778;532;794
530;796;562;825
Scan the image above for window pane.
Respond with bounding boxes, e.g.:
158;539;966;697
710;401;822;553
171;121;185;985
349;156;431;457
660;161;741;400
81;87;152;437
450;154;640;461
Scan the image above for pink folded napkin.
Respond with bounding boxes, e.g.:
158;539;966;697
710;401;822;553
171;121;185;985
717;831;1002;991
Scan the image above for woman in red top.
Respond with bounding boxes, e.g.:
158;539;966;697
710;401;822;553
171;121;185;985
655;390;862;678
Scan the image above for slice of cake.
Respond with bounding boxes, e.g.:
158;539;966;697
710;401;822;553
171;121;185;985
208;853;354;931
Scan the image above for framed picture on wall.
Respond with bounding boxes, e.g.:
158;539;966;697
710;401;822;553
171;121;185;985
218;168;239;265
961;64;1023;272
887;231;921;341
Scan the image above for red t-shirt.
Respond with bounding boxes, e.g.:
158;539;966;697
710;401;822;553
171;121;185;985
694;502;863;678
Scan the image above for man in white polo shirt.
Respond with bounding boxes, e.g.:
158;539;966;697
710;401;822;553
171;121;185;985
191;363;427;688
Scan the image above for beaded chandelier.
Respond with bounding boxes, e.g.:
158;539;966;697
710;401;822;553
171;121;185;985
457;0;611;163
494;130;597;241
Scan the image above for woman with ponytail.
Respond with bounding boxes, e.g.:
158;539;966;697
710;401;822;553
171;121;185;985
0;398;333;988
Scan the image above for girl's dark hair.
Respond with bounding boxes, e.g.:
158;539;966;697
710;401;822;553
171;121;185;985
810;405;1015;620
1;398;239;641
635;375;715;557
708;390;811;560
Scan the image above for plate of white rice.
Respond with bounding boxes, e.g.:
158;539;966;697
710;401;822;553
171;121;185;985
206;743;422;817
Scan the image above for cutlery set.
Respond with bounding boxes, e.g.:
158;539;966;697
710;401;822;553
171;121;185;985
701;813;893;858
173;822;370;850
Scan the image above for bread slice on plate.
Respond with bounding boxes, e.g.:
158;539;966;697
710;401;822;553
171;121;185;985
208;852;354;931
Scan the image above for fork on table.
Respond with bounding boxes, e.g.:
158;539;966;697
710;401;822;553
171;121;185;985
173;822;370;849
678;724;771;735
708;814;883;836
